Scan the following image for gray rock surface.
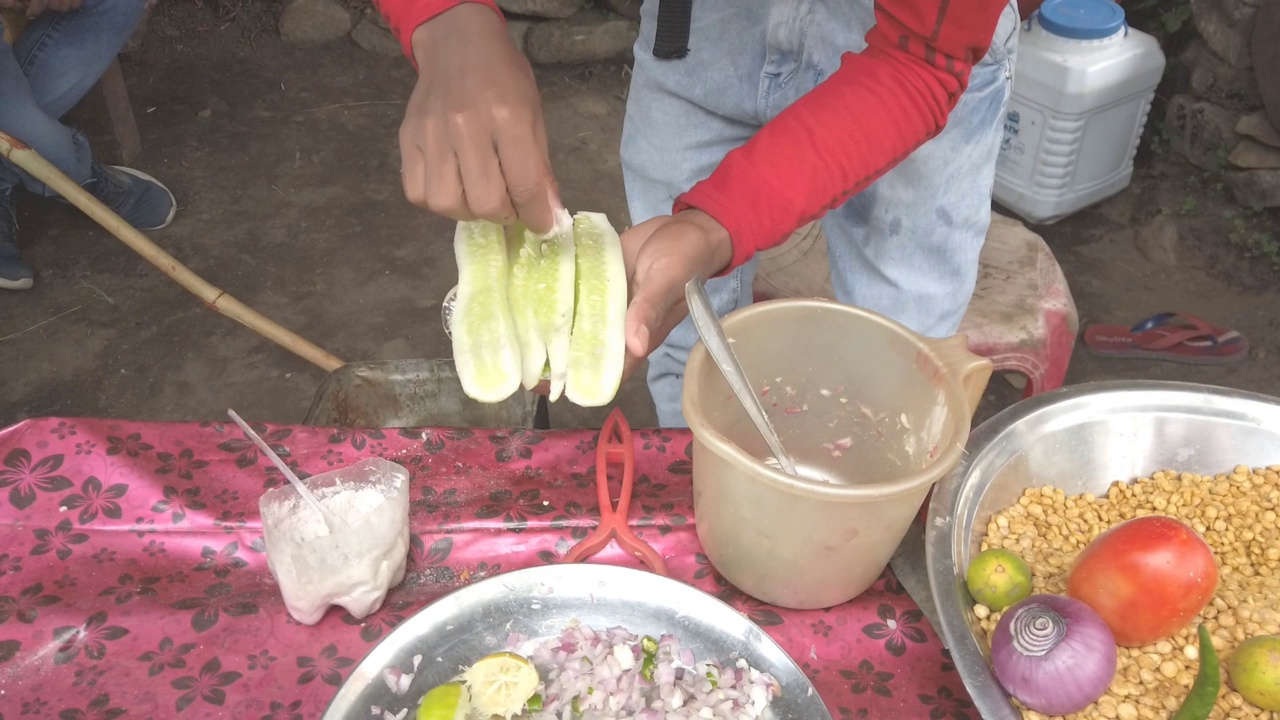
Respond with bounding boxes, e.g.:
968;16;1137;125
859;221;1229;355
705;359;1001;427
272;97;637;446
507;19;533;54
1181;39;1261;111
497;0;585;19
1228;139;1280;170
1226;170;1280;207
1254;0;1280;130
352;15;402;56
1190;0;1255;68
1164;94;1240;172
524;13;639;64
598;0;642;22
279;0;353;44
1134;215;1181;267
1236;112;1280;148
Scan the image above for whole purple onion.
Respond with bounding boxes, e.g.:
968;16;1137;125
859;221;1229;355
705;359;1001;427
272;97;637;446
990;593;1118;715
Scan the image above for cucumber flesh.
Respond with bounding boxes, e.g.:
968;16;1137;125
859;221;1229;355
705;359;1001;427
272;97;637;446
529;209;576;402
506;224;548;392
564;211;627;408
452;220;522;403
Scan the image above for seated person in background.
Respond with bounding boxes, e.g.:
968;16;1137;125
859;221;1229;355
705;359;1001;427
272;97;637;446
1;0;176;291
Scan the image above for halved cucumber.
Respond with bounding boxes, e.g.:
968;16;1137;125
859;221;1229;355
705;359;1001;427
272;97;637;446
509;210;575;401
451;211;627;408
452;219;522;403
564;211;627;407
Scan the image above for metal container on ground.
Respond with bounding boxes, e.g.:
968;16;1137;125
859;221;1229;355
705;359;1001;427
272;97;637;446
925;380;1280;719
304;359;541;429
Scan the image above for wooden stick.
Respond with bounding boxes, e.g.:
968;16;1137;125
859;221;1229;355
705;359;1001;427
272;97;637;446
0;130;346;373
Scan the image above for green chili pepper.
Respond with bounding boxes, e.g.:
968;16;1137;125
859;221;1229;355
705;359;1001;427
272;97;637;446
706;669;719;689
641;655;656;682
1173;624;1220;720
641;635;658;656
571;695;582;715
525;694;543;712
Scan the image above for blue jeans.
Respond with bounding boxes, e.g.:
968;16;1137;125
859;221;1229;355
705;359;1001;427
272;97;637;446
0;0;146;197
621;0;1020;427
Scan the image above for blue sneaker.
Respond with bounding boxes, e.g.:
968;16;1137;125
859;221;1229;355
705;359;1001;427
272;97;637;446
81;161;176;230
0;188;34;291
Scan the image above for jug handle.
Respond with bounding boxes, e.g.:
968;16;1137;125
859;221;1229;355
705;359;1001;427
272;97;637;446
923;334;993;422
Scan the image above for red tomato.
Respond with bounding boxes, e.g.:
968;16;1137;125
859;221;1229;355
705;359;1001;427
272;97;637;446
1067;515;1218;647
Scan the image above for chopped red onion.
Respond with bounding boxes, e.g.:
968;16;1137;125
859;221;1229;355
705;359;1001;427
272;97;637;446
506;624;780;719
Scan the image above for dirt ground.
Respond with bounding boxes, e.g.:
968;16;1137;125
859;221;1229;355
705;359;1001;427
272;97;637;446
2;3;1277;431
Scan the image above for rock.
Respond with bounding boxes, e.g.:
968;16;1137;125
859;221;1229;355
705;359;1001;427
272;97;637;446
524;12;639;64
1236;111;1280;148
351;15;402;56
597;0;642;22
507;19;532;54
1180;39;1260;111
1164;95;1240;171
1220;0;1262;23
197;107;213;120
372;9;390;29
279;0;353;44
1228;139;1280;169
1226;170;1280;207
1190;0;1254;68
1134;215;1181;267
1255;0;1280;130
497;0;584;19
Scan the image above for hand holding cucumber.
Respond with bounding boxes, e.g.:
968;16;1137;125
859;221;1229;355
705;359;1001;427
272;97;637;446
402;4;561;235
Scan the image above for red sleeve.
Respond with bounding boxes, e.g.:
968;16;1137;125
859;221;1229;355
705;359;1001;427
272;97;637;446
673;0;1009;273
373;0;503;61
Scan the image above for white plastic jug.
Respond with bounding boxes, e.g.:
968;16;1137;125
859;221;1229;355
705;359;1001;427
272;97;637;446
993;0;1166;224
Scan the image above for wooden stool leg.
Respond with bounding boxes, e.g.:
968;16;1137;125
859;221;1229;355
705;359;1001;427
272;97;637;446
97;59;141;166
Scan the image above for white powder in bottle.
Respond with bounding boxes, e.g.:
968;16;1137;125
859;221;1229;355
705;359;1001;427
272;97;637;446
260;459;411;626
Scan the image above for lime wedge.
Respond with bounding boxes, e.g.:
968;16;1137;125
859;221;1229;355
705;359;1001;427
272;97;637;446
416;681;469;720
461;651;541;720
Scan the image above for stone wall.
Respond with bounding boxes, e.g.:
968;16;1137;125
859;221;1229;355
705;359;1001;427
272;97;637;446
279;0;642;66
1163;0;1280;208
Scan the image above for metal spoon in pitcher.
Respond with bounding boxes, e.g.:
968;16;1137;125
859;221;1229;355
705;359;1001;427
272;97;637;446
684;278;799;476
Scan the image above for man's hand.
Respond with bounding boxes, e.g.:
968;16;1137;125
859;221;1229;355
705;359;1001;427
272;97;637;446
400;4;560;234
620;210;734;377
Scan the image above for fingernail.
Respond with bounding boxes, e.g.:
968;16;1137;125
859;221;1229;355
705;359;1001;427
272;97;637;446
637;325;650;353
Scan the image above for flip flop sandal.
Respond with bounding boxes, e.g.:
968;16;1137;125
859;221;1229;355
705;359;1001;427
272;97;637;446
1082;312;1249;365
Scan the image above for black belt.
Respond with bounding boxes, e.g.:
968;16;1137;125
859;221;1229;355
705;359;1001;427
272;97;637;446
652;0;693;59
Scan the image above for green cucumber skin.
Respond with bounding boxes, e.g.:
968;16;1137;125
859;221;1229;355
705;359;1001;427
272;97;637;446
452;220;522;404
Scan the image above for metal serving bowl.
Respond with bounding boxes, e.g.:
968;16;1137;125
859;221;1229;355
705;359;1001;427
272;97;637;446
924;380;1280;719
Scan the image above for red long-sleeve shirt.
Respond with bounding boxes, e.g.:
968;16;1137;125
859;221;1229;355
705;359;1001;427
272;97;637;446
377;0;1009;272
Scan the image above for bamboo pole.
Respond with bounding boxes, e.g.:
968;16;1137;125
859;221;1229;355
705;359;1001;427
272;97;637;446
0;130;346;373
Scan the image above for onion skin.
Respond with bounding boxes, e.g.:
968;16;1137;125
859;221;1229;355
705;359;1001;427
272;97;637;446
991;594;1118;716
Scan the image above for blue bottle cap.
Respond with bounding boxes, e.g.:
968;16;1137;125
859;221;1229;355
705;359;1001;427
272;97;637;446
1037;0;1127;40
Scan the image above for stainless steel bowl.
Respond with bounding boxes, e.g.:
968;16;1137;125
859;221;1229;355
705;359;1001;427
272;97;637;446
924;380;1280;719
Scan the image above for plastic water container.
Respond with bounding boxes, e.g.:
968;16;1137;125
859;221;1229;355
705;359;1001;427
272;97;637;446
993;0;1166;224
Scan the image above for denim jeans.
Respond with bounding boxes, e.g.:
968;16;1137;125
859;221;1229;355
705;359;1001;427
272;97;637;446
0;0;146;197
621;0;1020;427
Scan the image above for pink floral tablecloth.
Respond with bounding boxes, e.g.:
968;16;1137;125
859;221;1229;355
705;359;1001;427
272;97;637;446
0;418;975;719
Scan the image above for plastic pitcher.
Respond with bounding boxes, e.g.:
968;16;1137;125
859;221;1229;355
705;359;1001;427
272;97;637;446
682;298;992;610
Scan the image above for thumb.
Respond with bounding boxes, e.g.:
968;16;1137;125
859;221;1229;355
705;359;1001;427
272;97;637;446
624;249;687;360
